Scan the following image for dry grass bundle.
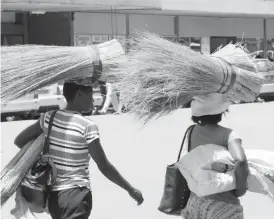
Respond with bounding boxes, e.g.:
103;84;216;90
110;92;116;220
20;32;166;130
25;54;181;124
106;32;264;122
1;39;124;103
212;43;257;72
1;134;45;207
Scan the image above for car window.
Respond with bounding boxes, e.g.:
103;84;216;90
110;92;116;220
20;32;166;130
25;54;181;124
37;89;50;94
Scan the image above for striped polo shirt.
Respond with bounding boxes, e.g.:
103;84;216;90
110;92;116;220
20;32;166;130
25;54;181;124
40;109;99;191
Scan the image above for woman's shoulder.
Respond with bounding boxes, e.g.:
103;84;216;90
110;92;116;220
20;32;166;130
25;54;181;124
218;125;242;144
217;125;233;133
197;124;233;134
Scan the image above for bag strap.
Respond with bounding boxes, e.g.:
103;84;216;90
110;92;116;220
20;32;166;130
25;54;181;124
43;110;58;154
176;125;195;162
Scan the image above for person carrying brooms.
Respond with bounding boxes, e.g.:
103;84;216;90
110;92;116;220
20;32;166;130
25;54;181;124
13;77;144;219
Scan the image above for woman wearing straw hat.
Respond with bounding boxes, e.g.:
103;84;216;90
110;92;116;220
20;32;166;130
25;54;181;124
181;93;249;219
14;77;144;219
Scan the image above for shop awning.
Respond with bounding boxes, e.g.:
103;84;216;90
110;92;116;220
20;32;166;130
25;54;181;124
161;0;274;18
1;0;161;12
2;0;274;18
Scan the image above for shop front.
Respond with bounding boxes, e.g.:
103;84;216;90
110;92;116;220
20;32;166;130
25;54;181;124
73;12;274;58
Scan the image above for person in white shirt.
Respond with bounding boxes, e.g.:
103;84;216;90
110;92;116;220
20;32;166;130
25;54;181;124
95;79;120;114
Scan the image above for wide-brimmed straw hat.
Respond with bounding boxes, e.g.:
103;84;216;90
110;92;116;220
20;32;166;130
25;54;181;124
191;93;231;117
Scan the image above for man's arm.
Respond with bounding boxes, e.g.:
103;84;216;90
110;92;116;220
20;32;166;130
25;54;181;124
88;138;134;192
14;119;43;149
227;138;249;197
88;138;143;205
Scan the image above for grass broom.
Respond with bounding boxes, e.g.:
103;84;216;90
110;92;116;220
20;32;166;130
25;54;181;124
1;39;124;103
1;134;45;207
106;31;265;122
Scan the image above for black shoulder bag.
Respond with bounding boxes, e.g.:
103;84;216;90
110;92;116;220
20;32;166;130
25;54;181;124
20;110;58;211
158;124;195;216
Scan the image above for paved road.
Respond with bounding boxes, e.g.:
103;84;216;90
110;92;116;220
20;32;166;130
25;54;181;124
1;102;274;218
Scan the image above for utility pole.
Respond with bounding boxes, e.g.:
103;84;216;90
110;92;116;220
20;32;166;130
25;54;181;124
263;18;267;58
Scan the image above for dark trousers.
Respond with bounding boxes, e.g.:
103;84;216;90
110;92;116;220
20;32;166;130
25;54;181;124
48;187;92;219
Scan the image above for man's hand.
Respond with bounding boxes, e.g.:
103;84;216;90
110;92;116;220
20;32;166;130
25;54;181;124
128;188;144;206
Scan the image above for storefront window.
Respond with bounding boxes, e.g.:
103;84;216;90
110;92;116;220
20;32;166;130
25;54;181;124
236;37;274;59
179;37;201;52
236;37;262;54
163;36;176;42
74;34;92;46
74;34;127;46
109;35;126;50
92;35;109;44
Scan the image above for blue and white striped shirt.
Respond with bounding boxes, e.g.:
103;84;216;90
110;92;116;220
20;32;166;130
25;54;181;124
40;109;99;191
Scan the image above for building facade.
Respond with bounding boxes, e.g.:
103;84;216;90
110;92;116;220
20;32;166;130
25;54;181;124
74;12;274;57
1;11;274;58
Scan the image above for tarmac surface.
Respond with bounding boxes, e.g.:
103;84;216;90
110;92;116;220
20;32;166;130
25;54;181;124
1;102;274;218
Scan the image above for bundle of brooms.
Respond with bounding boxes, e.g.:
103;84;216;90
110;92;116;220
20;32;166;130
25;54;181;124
1;39;124;103
107;31;265;122
1;134;45;207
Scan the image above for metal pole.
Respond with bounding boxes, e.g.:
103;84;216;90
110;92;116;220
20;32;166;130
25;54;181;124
263;18;267;59
174;16;179;43
125;14;129;52
70;12;74;46
23;12;29;44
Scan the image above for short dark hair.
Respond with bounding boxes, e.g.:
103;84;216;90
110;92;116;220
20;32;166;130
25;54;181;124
63;82;93;102
191;110;228;125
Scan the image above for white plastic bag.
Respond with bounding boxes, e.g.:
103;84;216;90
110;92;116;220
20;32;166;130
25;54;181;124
10;188;37;219
176;144;274;201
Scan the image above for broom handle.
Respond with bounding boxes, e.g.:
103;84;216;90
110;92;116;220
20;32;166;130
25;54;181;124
177;125;195;162
43;110;58;154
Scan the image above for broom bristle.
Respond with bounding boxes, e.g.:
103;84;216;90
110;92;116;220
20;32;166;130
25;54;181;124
1;134;45;207
1;39;124;103
212;42;257;72
106;31;264;122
